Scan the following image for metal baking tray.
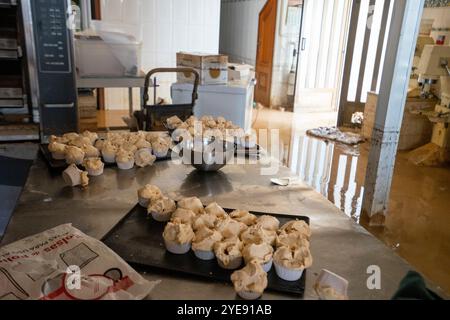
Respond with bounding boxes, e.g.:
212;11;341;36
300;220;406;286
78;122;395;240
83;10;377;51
39;144;68;173
102;205;309;296
39;144;172;173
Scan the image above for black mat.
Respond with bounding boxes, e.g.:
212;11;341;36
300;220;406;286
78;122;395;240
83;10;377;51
0;155;33;187
0;155;34;237
102;205;309;296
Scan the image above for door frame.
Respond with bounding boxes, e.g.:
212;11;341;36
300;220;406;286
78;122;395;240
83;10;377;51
255;0;278;107
291;2;306;106
293;0;353;113
90;0;105;110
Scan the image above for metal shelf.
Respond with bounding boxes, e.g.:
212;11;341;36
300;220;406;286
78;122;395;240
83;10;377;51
0;87;22;99
0;99;25;108
0;49;19;60
0;0;17;8
0;38;17;50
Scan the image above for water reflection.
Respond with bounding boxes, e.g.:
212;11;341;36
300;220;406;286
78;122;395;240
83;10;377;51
180;170;233;197
290;134;365;222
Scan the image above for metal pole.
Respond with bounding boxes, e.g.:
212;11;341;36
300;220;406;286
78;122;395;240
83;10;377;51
79;0;92;31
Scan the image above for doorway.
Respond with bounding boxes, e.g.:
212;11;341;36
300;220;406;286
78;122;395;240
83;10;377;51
254;0;278;107
337;0;395;126
294;0;352;113
220;0;304;111
255;0;305;111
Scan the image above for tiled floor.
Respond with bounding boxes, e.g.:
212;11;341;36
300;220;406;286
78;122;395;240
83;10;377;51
252;107;450;295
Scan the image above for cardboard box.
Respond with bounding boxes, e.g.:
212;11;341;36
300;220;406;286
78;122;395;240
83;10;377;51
176;52;228;85
228;63;253;81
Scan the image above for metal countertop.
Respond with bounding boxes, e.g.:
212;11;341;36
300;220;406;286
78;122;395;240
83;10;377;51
1;149;444;300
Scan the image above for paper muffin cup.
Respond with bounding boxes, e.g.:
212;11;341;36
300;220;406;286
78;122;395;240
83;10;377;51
274;261;304;282
151;210;172;222
262;259;273;273
117;160;135;170
217;256;243;270
102;151;116;164
62;165;82;187
52;152;66;160
164;239;191;255
244;258;273;272
193;249;215;261
237;290;262;300
86;166;104;177
66;157;83;166
138;196;150;208
153;150;169;159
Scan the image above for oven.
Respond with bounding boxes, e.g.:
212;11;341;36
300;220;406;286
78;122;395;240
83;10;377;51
0;0;78;142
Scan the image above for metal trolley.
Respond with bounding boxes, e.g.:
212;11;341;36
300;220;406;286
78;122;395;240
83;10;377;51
134;67;200;131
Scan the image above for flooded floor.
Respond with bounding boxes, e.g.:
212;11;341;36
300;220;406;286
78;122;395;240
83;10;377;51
253;108;450;295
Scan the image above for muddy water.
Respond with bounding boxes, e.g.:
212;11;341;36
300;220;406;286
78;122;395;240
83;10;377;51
289;134;450;295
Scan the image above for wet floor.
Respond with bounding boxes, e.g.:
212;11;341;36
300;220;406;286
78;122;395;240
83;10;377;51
254;108;450;295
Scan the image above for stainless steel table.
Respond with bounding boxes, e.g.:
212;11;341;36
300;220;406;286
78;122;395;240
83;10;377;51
1;150;445;300
77;72;148;117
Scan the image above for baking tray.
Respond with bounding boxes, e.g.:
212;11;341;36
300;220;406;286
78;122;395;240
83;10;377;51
39;144;68;173
102;205;309;296
39;144;172;173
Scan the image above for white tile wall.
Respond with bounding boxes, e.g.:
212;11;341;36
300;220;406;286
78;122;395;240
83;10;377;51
101;0;221;110
219;0;267;66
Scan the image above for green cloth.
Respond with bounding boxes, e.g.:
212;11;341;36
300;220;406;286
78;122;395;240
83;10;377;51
392;271;443;300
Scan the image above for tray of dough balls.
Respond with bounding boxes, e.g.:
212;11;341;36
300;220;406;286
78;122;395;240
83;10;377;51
40;131;175;173
102;185;312;299
166;115;262;158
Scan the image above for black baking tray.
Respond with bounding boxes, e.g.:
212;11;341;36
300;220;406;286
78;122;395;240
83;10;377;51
39;144;172;173
39;144;68;173
102;205;309;296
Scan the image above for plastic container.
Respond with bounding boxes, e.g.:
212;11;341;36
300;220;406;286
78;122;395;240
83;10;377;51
76;0;143;77
97;0;143;41
75;34;142;77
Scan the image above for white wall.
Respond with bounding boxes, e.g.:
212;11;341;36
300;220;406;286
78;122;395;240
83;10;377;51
422;6;450;45
101;0;221;110
219;0;267;66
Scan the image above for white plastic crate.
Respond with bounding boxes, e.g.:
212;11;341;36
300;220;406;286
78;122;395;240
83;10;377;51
75;34;142;77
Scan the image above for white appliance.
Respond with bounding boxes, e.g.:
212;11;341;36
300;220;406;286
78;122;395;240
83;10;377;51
171;77;256;132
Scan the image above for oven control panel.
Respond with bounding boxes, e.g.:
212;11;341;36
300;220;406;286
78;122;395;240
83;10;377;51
29;0;78;139
33;0;71;73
